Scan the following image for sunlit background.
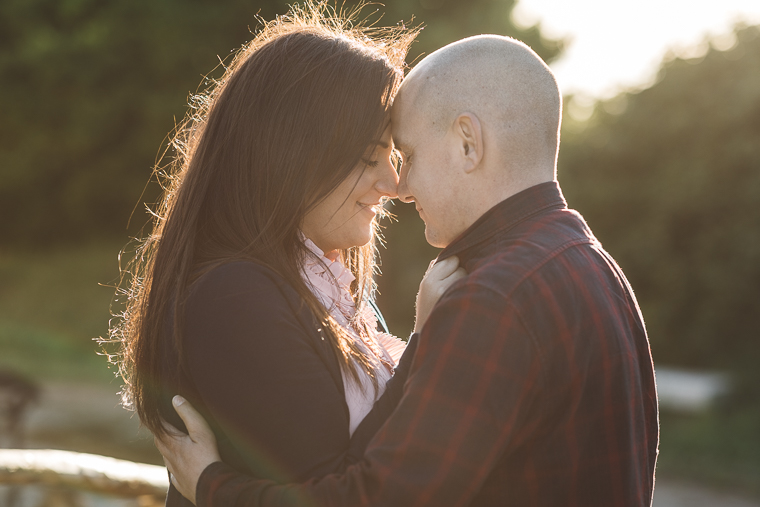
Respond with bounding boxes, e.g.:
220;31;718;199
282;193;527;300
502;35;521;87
514;0;760;98
1;0;759;505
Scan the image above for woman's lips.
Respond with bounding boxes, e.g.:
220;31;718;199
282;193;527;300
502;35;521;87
358;202;380;215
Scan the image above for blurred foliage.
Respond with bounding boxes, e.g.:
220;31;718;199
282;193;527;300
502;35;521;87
559;25;760;383
0;0;562;246
0;0;266;244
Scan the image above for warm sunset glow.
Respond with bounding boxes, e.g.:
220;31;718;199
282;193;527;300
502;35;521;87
512;0;760;98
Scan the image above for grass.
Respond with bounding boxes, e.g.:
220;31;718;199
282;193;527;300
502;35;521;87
657;405;760;498
0;240;125;383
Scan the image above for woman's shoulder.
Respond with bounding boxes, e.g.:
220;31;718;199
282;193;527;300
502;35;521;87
193;260;289;290
188;260;300;309
182;260;322;350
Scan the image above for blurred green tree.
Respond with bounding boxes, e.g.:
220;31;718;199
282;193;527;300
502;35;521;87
0;0;561;246
559;25;760;383
0;0;276;244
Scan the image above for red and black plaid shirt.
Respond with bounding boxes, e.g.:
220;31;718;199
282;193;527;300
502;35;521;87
197;181;659;507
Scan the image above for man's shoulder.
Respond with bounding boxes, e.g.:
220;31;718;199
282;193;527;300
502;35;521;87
462;205;643;347
467;207;600;295
514;206;598;255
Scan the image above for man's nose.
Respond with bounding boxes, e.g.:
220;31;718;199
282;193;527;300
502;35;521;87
374;158;399;199
396;163;414;203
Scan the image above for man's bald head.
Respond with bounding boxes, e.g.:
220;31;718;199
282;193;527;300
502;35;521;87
391;35;562;247
396;35;561;185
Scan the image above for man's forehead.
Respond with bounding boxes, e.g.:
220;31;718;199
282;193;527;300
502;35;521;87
391;101;417;151
391;128;410;153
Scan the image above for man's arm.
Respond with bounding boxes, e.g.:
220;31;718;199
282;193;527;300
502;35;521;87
171;280;545;507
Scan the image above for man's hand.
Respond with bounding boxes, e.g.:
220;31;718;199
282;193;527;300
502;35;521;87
414;256;466;333
154;396;222;505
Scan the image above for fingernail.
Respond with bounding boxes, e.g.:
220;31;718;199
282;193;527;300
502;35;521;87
173;395;185;407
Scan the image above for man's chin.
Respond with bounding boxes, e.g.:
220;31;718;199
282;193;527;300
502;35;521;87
424;227;449;249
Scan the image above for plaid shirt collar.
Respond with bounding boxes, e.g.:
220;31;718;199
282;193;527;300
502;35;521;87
437;181;567;270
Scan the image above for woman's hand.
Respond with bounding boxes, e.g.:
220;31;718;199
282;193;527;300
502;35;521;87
414;256;466;333
154;396;221;505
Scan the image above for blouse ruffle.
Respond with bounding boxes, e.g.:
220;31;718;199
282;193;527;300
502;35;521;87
300;237;406;436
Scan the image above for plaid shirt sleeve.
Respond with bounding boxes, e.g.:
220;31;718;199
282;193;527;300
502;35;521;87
196;278;545;507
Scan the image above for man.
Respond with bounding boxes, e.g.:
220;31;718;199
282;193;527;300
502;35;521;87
158;35;659;506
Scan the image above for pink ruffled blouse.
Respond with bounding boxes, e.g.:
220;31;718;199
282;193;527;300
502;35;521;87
301;237;406;436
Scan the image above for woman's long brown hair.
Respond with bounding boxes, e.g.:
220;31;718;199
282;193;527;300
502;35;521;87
110;2;417;436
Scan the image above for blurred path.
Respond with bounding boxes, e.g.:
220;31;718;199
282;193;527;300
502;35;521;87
655;367;730;412
22;380;159;464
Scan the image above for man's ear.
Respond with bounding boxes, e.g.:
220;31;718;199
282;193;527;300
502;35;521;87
452;112;483;173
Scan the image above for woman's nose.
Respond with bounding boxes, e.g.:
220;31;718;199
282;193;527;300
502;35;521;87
374;158;399;199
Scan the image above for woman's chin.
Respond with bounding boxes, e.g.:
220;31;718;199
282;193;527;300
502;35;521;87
340;230;373;250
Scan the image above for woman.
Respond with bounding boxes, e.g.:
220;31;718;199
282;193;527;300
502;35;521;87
111;3;461;505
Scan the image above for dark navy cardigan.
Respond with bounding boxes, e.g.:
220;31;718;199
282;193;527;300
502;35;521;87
158;261;416;506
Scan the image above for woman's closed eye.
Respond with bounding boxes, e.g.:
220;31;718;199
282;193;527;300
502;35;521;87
362;159;380;168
